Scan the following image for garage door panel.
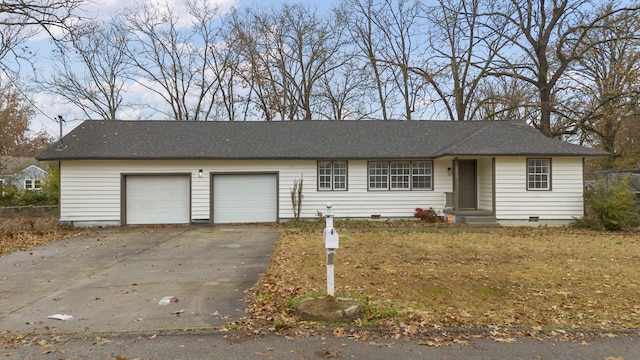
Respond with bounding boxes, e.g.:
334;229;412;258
213;174;277;224
126;176;190;225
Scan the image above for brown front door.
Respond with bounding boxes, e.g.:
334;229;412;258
458;160;477;209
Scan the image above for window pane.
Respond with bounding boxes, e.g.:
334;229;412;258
318;162;332;190
318;161;347;191
390;162;410;189
368;162;388;189
333;162;347;190
412;161;432;189
527;159;550;190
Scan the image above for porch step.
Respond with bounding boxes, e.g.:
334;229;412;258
462;216;501;228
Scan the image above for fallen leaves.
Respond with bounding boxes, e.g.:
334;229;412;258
0;216;85;256
242;227;640;340
0;331;68;350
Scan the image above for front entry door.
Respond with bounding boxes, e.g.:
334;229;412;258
457;160;477;209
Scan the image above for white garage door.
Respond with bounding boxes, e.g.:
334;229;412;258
213;174;277;224
126;175;190;225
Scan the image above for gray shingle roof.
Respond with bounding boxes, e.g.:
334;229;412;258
37;120;608;161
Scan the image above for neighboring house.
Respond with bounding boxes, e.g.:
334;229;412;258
0;156;47;190
37;120;607;227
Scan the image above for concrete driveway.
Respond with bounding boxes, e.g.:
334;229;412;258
0;225;277;335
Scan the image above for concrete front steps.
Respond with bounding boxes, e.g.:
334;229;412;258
444;210;501;228
462;215;501;228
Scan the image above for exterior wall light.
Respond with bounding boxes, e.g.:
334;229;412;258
447;167;452;176
198;169;203;178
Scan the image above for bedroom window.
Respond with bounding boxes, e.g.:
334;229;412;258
368;161;433;190
368;162;389;189
318;161;347;190
412;161;433;189
527;158;551;190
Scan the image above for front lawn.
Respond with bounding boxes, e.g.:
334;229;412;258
246;227;640;332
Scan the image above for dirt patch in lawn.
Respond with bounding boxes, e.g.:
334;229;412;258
245;227;640;332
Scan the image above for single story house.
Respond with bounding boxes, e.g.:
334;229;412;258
37;120;607;227
0;156;47;190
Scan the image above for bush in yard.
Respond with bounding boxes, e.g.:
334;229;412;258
573;175;639;231
414;207;441;223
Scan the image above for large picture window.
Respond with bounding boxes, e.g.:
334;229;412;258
527;158;551;190
369;161;433;190
318;161;347;190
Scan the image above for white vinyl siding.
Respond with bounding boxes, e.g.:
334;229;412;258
57;157;586;225
495;157;584;221
477;157;493;212
58;159;452;224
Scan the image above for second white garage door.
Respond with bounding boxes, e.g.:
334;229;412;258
125;175;190;225
212;174;277;224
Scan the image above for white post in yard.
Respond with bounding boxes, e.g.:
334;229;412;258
323;202;339;296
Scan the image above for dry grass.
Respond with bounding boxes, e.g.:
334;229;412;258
247;227;640;331
0;216;84;256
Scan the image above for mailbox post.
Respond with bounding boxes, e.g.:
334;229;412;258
323;203;339;296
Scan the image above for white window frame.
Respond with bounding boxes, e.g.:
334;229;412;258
317;161;347;191
527;158;551;190
24;179;42;190
368;161;433;190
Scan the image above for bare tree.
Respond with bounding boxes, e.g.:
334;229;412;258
318;62;377;120
343;0;392;120
45;19;131;120
343;0;425;120
486;0;640;138
0;0;84;73
230;4;347;121
409;0;507;121
571;4;640;166
471;76;539;122
121;0;226;121
204;15;241;121
229;7;286;121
